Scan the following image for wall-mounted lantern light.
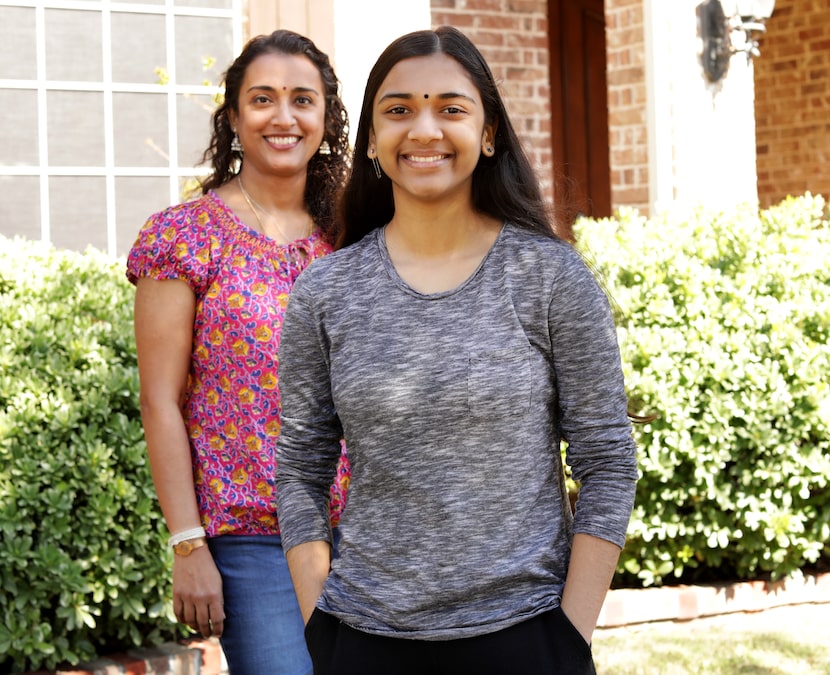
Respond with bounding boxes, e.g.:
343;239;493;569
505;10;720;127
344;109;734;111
701;0;776;82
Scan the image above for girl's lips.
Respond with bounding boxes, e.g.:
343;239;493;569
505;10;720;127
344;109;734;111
401;153;451;164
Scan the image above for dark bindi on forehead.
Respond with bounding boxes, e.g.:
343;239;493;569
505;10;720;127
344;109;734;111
424;93;429;99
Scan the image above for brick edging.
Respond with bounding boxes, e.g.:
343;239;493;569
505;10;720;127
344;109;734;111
26;573;830;673
31;638;224;675
597;571;830;627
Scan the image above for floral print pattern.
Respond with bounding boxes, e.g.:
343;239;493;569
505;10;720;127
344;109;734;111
127;191;349;536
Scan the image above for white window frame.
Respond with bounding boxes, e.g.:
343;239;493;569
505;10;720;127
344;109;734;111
0;0;242;257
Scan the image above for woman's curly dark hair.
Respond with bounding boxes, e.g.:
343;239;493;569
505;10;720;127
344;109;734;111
199;29;350;242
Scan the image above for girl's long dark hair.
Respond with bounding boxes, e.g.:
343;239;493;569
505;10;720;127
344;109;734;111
199;29;350;243
337;25;557;249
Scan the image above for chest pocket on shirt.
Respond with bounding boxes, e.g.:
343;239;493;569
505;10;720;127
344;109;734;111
467;347;532;418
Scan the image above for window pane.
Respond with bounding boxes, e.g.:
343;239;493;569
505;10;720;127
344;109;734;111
177;0;232;8
49;176;107;252
45;9;103;82
47;91;105;167
0;176;40;240
0;7;37;80
113;93;169;167
1;90;39;165
111;12;167;84
175;16;233;86
177;93;214;168
115;176;172;257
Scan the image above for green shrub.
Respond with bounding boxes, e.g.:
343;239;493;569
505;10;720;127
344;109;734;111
2;194;828;668
0;237;179;673
575;194;830;587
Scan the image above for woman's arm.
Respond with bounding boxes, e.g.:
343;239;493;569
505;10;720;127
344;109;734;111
134;277;224;638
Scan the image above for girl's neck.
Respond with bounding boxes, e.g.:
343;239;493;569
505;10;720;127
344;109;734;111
383;197;502;295
385;193;500;258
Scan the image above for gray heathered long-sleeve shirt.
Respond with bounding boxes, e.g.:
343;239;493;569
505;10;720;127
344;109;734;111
275;223;638;641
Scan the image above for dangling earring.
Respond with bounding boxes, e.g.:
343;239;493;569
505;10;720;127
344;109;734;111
318;140;331;155
368;146;383;179
371;157;382;180
231;130;243;154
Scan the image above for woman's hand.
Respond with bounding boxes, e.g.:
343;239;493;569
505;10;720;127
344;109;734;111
172;545;225;638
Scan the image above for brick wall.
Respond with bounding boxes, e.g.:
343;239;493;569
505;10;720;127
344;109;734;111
754;0;830;208
431;0;553;199
604;0;649;214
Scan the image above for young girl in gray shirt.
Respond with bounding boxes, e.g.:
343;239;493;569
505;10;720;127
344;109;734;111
276;26;639;675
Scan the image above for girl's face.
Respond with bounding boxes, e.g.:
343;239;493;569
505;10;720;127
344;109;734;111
369;53;495;206
231;52;326;180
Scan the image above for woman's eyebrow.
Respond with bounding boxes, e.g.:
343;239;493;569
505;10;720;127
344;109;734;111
245;85;320;95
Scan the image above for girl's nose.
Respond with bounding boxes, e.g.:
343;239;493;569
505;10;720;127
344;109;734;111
407;111;443;143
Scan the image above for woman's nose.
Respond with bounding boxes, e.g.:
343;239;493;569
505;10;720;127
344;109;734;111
272;100;295;126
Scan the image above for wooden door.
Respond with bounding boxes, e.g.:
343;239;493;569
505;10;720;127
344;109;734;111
548;0;611;236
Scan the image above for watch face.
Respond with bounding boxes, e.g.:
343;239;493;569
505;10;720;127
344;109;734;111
174;538;204;556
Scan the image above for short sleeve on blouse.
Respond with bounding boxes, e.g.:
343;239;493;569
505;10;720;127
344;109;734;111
125;199;216;295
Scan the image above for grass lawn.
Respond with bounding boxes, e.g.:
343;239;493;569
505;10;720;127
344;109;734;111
592;603;830;674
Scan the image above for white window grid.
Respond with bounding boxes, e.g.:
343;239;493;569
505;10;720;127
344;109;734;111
0;0;242;257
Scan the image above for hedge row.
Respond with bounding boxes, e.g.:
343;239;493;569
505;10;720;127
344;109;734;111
0;239;181;673
1;194;828;670
575;193;830;587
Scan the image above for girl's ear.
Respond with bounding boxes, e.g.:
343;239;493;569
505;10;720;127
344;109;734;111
367;130;377;158
481;122;497;157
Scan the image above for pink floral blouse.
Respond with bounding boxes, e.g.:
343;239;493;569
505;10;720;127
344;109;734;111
126;191;349;537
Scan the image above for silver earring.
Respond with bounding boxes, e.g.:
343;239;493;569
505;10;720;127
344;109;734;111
318;140;331;155
231;131;243;153
371;156;382;180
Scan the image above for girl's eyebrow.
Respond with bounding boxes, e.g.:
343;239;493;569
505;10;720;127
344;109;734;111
377;91;477;104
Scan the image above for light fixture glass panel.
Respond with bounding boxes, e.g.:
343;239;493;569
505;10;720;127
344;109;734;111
735;0;776;19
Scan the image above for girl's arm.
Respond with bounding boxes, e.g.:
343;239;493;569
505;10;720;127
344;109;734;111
285;540;333;624
559;533;621;643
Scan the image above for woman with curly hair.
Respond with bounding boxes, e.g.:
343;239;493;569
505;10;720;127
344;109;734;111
126;29;350;674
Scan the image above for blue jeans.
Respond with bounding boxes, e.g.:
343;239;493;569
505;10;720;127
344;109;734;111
208;535;312;675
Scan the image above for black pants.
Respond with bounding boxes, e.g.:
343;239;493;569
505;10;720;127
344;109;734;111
304;606;596;675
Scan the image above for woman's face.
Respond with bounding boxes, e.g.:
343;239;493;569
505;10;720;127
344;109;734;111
231;51;326;180
368;52;495;205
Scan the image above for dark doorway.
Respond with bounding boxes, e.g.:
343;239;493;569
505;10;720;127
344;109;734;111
548;0;612;237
